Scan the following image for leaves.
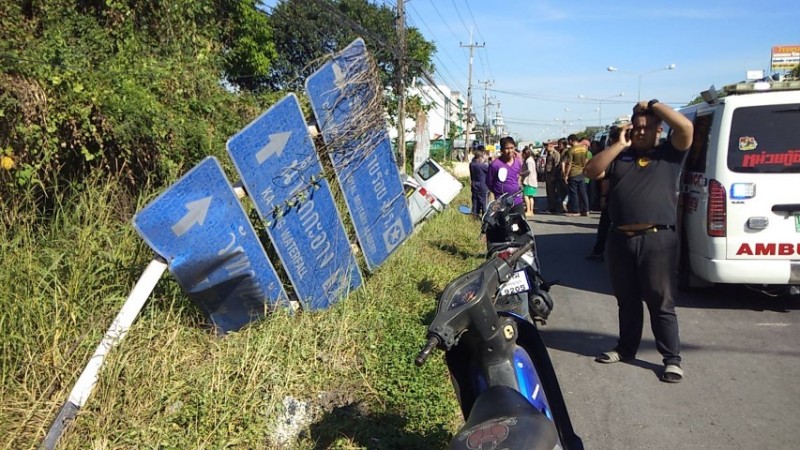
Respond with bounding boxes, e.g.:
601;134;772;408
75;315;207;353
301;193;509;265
0;0;268;196
263;0;435;94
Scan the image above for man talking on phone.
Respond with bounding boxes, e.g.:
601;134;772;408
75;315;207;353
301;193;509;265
584;99;693;383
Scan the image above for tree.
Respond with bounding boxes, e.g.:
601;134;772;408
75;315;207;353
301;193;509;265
218;1;278;90
264;0;435;96
0;0;275;196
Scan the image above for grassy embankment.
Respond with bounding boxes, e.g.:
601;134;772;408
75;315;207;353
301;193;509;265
1;172;484;449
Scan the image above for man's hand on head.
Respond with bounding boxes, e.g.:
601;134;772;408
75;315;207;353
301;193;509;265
632;101;649;115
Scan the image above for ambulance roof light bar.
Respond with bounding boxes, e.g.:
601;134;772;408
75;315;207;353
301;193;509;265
721;80;800;95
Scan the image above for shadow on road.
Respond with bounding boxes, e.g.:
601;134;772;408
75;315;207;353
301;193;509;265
677;284;800;312
308;403;451;449
533;231;614;296
540;328;664;375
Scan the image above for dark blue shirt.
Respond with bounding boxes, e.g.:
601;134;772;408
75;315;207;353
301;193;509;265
469;159;489;193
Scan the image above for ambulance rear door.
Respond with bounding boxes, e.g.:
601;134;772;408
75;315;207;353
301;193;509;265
723;102;800;263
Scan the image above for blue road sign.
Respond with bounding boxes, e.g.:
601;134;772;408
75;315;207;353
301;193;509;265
227;94;362;310
132;157;289;333
306;38;413;271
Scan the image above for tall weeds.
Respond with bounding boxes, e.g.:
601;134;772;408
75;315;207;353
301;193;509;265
1;172;478;449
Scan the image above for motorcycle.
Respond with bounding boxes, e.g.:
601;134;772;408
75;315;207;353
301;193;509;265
466;190;555;323
415;238;583;449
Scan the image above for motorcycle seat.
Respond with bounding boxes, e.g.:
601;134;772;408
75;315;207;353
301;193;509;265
449;385;559;450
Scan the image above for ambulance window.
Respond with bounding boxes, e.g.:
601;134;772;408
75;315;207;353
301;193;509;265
416;160;440;181
687;114;713;172
728;104;800;173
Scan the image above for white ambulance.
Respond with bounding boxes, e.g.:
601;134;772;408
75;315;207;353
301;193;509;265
676;80;800;295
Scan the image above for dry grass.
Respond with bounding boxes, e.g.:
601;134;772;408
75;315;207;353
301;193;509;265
1;171;479;449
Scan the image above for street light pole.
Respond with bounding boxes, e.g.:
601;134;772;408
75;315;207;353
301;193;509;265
579;92;624;126
607;64;675;101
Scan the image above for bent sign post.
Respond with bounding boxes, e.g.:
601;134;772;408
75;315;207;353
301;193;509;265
133;157;289;333
227;94;362;310
306;38;412;271
41;257;168;450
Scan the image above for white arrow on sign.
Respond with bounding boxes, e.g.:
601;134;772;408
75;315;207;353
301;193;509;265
255;131;291;164
332;62;346;90
171;196;212;237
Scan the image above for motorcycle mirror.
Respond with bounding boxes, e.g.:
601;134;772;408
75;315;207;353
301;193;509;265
458;205;472;215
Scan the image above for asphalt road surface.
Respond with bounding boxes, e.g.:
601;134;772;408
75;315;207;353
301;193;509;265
528;206;800;450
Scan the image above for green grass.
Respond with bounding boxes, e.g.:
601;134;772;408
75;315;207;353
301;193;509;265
0;173;483;449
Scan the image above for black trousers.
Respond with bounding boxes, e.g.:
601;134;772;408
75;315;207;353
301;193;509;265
567;175;589;214
591;207;611;255
545;174;560;212
471;190;487;217
605;227;681;366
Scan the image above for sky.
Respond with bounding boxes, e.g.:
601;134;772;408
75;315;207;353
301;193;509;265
264;0;800;143
401;0;800;142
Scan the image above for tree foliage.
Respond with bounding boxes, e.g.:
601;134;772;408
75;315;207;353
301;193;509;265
264;0;435;94
0;0;437;200
0;0;276;197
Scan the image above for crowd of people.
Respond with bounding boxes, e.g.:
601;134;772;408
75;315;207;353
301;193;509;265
468;136;537;219
469;133;605;220
467;99;693;384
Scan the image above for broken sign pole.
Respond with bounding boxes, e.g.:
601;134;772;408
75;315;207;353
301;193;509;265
41;256;168;449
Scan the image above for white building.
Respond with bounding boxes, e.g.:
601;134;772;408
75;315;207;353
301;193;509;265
387;78;465;146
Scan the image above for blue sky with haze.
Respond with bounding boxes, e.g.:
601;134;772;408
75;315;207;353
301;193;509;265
265;0;800;142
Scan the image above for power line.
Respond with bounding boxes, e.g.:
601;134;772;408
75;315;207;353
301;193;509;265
449;0;472;38
405;3;468;92
426;0;463;43
476;49;491;81
462;0;486;44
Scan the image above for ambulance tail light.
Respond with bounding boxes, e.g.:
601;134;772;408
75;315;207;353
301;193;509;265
707;179;726;237
419;187;436;204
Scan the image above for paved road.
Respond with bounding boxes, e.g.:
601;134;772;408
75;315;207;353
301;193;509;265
527;206;800;450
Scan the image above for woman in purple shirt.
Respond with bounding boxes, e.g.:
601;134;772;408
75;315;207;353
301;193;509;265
486;136;525;215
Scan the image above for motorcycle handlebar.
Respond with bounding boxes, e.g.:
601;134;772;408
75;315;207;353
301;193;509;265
415;238;535;367
502;237;535;266
415;336;440;367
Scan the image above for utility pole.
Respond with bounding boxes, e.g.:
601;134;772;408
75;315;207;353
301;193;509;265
395;0;407;173
460;31;484;154
487;96;498;143
479;79;493;141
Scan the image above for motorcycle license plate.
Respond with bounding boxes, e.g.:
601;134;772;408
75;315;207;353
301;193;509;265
498;270;530;296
